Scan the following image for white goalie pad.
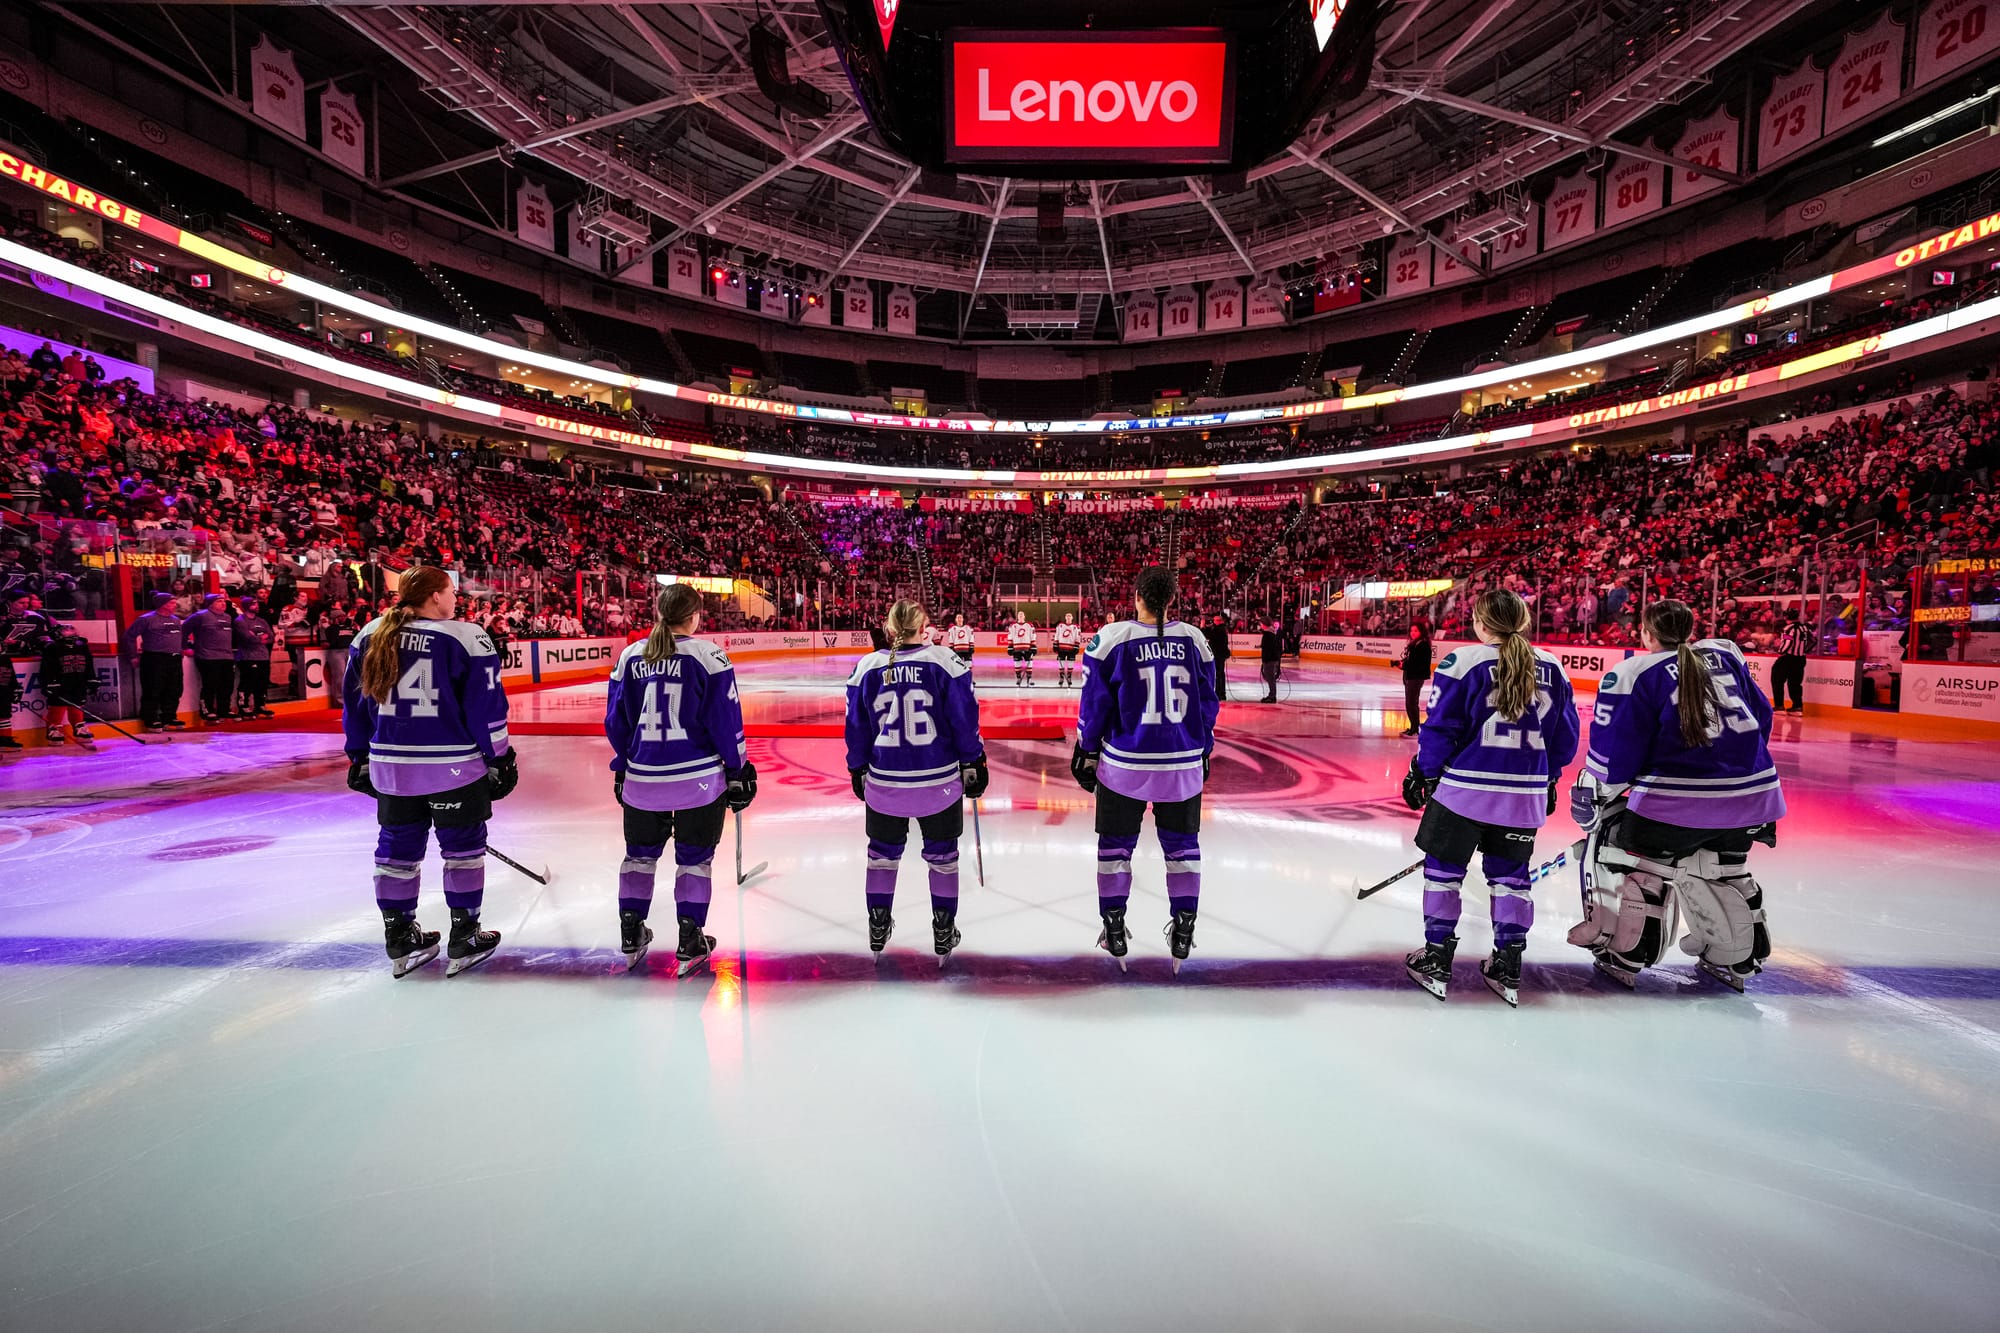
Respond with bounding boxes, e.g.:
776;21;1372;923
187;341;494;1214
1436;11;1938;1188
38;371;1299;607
1673;855;1761;968
1567;808;1678;967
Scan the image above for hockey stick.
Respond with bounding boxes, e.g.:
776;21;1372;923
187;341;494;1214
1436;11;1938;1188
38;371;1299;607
1358;847;1572;901
488;846;549;885
971;798;985;887
734;808;767;885
1355;858;1423;900
74;704;149;745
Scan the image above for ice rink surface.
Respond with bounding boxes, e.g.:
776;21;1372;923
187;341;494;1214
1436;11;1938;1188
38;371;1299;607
2;654;1997;1331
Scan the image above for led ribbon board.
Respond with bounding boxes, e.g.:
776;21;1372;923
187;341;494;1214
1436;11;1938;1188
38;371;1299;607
4;146;2000;438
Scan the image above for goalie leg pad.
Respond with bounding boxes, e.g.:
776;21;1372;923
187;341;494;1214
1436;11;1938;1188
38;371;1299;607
1673;850;1762;969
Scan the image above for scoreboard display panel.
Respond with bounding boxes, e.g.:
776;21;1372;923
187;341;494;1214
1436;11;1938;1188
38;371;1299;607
817;0;1380;178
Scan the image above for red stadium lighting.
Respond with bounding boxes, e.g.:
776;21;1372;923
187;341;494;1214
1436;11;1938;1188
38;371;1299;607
710;265;728;285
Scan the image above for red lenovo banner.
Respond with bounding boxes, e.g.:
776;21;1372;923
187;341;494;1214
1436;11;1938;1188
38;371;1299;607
946;31;1233;164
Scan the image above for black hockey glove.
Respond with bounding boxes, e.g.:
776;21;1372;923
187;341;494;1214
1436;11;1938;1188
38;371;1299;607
725;762;758;812
1400;756;1438;812
1071;744;1100;794
486;750;520;801
346;758;376;797
613;769;625;807
1546;781;1560;817
850;768;868;801
960;756;989;800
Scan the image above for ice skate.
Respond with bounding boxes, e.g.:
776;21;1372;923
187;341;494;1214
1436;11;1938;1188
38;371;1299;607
1591;948;1640;988
867;904;895;959
445;907;500;976
383;911;440;978
932;908;960;968
44;725;65;746
1405;937;1457;1000
620;910;654;972
1696;958;1750;993
1096;905;1129;971
71;725;96;750
675;916;715;977
1482;942;1523;1007
1165;909;1197;974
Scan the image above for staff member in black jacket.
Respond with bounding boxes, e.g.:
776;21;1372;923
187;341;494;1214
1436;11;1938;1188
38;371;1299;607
1258;620;1283;703
1202;615;1232;700
1397;621;1432;738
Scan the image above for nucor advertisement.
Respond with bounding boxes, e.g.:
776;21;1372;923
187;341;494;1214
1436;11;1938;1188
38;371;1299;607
947;31;1233;163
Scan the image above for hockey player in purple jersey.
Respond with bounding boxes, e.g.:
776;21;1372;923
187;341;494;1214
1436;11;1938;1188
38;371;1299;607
1073;567;1220;972
1401;589;1580;1005
604;583;756;975
343;567;517;978
844;599;986;965
1568;599;1785;991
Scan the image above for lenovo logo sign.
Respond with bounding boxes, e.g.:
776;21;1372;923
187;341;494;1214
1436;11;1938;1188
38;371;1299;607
948;31;1233;164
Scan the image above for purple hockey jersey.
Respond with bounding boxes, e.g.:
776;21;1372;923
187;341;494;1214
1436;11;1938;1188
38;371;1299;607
844;644;983;817
1583;639;1786;829
1077;620;1219;803
605;636;748;812
342;617;511;797
1417;644;1581;829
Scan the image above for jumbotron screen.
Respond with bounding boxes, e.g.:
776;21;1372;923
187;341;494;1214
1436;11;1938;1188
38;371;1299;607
945;30;1234;166
819;0;1380;178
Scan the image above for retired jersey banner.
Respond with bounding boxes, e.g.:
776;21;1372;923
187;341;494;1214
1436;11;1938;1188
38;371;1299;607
1204;280;1242;331
886;286;917;336
1491;206;1539;269
1434;236;1483;285
1602;152;1665;228
566;209;601;271
515;180;555;251
1161;285;1200;337
1915;0;1999;87
1672;107;1739;205
249;38;307;140
1544;168;1597;250
801;287;833;326
1759;59;1826;169
1383;236;1431;297
841;283;874;329
1245;283;1286;327
1123;290;1160;340
713;267;749;308
318;86;366;175
666;243;702;297
1825;10;1906;137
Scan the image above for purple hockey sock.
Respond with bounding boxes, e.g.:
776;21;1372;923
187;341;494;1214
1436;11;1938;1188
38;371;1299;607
921;837;959;915
619;840;664;921
675;842;716;928
1422;855;1467;945
437;821;487;913
1484;852;1534;949
1160;828;1200;916
1097;831;1137;912
866;835;901;911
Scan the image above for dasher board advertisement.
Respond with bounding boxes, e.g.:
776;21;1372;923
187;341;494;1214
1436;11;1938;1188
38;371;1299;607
945;30;1235;166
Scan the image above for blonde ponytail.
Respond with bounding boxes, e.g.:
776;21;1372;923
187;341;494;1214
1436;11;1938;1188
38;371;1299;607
884;599;928;664
361;566;451;704
1475;588;1536;722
